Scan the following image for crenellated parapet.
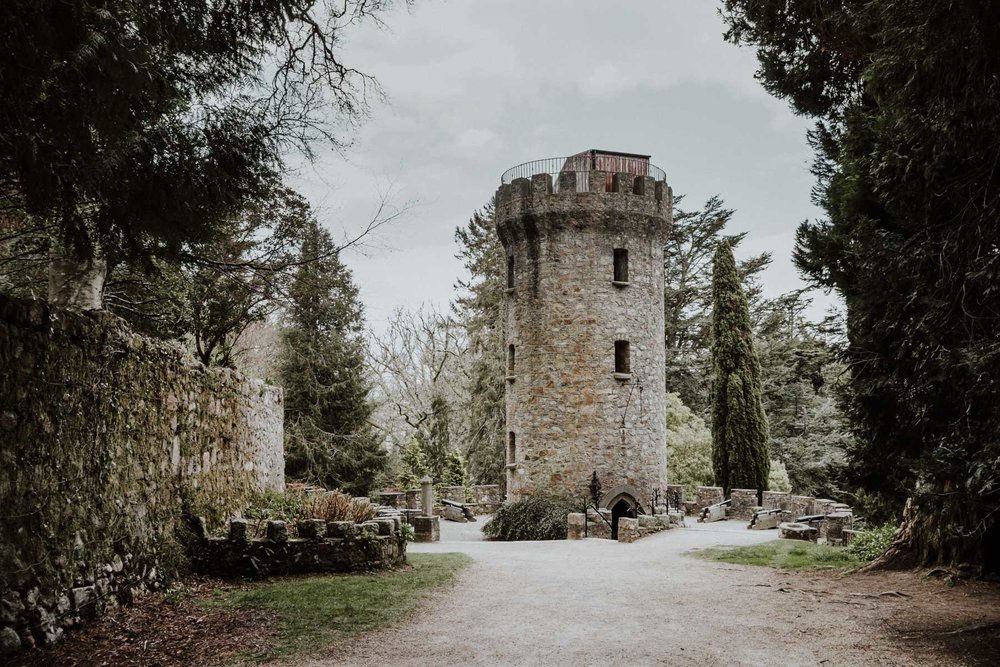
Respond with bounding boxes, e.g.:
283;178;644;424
495;170;673;243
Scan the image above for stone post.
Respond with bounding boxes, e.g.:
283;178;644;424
420;476;434;516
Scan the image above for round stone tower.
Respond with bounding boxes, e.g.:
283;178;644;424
495;151;671;513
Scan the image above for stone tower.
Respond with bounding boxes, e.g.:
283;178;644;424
495;150;671;514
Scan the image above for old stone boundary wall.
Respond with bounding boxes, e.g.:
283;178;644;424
0;295;284;652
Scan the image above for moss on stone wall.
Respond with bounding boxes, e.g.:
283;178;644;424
0;294;283;650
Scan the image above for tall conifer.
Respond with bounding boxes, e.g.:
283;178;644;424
710;240;770;496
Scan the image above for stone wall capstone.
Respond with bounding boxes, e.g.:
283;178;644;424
0;295;284;653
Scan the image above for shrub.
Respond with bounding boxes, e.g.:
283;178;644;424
665;392;714;495
300;490;378;524
847;523;898;562
482;496;576;541
767;459;792;492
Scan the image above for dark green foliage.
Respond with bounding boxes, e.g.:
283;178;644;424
443;450;469;488
421;395;452;482
453;199;507;487
722;0;1000;565
279;219;385;495
755;292;849;496
482;496;576;542
664;196;770;414
711;241;770;496
397;440;430;491
847;523;898;563
0;0;390;263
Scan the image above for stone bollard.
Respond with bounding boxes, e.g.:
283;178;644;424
779;522;818;542
413;515;440;543
228;518;248;542
297;519;326;540
420;476;434;516
617;517;640;543
266;520;288;543
567;513;586;540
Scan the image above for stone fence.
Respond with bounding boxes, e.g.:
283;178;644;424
191;517;407;577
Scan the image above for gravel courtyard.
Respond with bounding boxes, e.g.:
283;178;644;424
303;519;988;667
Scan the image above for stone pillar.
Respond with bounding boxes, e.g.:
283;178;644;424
617;517;640;543
729;489;759;521
420;476;434;516
762;491;791;511
413;516;440;543
567;513;586;540
823;511;853;545
696;486;724;509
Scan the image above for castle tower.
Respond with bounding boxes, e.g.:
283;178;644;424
495;150;671;515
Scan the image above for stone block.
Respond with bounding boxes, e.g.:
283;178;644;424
265;520;288;543
296;519;326;540
228;517;250;542
823;511;853;545
696;486;724;509
326;521;356;539
358;521;380;537
789;495;815;520
654;515;673;530
638;514;658;530
729;489;759;521
668;511;684;526
761;491;791;511
375;519;396;536
567;513;586;540
443;505;467;523
413;515;440;543
617;517;640;543
779;522;818;542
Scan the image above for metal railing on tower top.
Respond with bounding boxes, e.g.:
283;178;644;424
500;154;667;191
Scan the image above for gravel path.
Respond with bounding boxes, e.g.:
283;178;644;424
305;520;935;667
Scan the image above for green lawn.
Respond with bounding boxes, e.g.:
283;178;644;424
204;552;471;663
692;540;861;571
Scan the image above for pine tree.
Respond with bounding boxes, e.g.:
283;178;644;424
422;394;452;482
279;218;386;495
443;450;468;488
398;440;430;491
453;199;507;487
710;240;770;497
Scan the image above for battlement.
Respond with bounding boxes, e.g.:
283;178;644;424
496;170;672;223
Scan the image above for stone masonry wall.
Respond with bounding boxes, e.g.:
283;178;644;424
496;169;672;509
0;295;283;653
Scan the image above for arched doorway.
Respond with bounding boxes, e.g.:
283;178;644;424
610;498;635;540
600;485;644;540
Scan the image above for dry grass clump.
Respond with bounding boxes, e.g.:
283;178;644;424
299;490;378;524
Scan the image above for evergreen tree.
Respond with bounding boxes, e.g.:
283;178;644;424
397;440;430;491
723;0;1000;566
664;196;770;414
279;218;385;495
443;450;468;488
453;199;507;487
710;240;770;497
422;394;452;482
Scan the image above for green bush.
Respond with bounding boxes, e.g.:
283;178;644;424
665;392;714;495
847;523;898;561
482;496;577;541
767;458;792;492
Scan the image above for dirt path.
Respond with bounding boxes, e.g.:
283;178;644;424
306;521;992;667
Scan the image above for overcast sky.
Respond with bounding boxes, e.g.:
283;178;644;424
287;0;835;333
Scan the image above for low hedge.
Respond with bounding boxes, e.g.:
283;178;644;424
482;496;577;541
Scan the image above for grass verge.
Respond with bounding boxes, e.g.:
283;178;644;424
693;540;861;571
203;552;471;663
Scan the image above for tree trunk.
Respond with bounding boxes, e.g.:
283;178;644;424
47;247;106;311
863;495;990;571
